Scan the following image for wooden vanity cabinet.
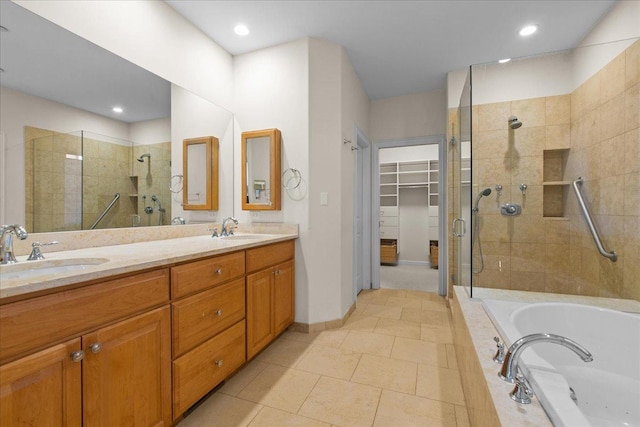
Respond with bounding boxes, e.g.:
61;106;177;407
0;270;172;427
246;241;295;359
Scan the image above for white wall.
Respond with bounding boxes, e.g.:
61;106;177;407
369;90;446;142
0;87;130;224
233;39;311;322
14;0;233;110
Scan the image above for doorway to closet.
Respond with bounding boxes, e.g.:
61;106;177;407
372;136;446;295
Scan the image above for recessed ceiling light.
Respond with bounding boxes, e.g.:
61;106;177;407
112;107;123;113
519;25;538;37
498;58;511;64
234;24;249;36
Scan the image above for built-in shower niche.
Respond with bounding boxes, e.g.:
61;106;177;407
542;148;570;218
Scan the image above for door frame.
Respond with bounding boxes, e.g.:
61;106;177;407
353;126;371;299
371;135;447;296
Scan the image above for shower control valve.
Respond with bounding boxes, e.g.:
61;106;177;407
500;203;522;216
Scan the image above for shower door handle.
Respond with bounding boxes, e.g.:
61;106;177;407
452;218;466;237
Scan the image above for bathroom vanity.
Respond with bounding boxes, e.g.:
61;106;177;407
0;231;296;426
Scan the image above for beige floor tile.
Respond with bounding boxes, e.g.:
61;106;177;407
375;318;421;339
255;337;313;367
281;329;350;348
416;364;466;406
421;299;450;312
362;303;403;319
179;393;262;427
248;407;331;427
342;314;380;332
446;344;459;370
219;360;270;396
298;376;381;427
373;389;457;427
455;405;471;427
237;364;320;413
401;307;450;327
340;330;395;357
351;354;417;394
386;296;423;309
390;337;448;367
420;324;453;344
295;344;361;380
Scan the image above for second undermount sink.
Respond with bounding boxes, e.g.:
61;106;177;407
0;258;110;281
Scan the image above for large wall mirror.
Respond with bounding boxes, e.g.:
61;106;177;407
0;1;233;232
241;129;281;211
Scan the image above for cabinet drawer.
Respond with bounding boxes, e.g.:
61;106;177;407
379;216;398;227
172;278;245;357
246;240;294;273
171;251;245;299
0;269;169;364
173;320;246;417
380;207;398;217
380;226;398;239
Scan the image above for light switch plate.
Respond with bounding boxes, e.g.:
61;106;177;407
320;192;328;206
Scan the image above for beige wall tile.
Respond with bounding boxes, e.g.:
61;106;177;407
546;124;571;149
373;390;457;427
512;126;545;158
625;39;640;89
546;95;571;126
477;102;511;132
512;97;546;128
625;83;639;132
298;377;381;427
511;215;546;243
473;130;509;160
511;155;543;185
600;51;626;103
600;93;626;141
510;271;546;293
583;73;601;114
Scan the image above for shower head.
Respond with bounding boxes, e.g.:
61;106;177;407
473;188;492;213
508;116;522;129
137;153;151;163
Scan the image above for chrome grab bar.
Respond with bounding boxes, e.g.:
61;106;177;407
572;178;617;262
89;193;120;230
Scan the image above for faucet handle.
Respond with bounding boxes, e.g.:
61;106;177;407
27;241;60;261
510;373;534;404
208;228;219;238
493;336;505;364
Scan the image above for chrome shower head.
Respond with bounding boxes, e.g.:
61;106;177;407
137;153;151;163
473;188;492;213
508;116;522;129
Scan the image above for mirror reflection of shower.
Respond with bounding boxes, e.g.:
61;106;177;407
472;188;492;274
137;153;151;162
151;195;165;226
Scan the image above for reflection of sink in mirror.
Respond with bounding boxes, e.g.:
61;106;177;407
220;234;276;241
0;258;109;281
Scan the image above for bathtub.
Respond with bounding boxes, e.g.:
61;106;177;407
483;299;640;427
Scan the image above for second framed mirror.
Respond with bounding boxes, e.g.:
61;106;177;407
183;136;219;210
241;128;281;210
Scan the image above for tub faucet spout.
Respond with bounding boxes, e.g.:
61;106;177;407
499;333;593;384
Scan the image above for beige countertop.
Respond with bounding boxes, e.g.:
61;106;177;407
1;225;298;301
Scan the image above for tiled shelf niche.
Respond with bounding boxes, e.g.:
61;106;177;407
542;149;570;219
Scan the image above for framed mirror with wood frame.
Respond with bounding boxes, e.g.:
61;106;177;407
182;136;219;210
241;128;281;210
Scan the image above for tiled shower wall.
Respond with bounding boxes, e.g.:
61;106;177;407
132;142;172;227
470;40;639;300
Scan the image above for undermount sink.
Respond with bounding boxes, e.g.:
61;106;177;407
0;258;109;281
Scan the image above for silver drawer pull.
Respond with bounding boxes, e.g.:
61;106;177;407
214;268;222;275
89;343;102;354
215;359;223;367
215;309;223;317
70;350;85;362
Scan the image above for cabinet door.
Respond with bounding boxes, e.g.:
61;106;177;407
246;269;274;359
273;260;295;336
0;338;81;427
83;307;171;427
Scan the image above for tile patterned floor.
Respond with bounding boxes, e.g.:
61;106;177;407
179;288;469;427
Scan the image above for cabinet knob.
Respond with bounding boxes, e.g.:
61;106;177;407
214;268;222;275
215;359;223;367
70;350;85;362
215;309;223;317
89;343;102;354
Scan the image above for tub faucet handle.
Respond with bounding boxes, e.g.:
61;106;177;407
511;373;534;404
493;336;505;364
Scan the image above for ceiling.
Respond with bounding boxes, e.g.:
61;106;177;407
167;0;616;99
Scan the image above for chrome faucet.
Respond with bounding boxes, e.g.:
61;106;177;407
1;224;28;264
221;217;238;237
499;333;593;404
